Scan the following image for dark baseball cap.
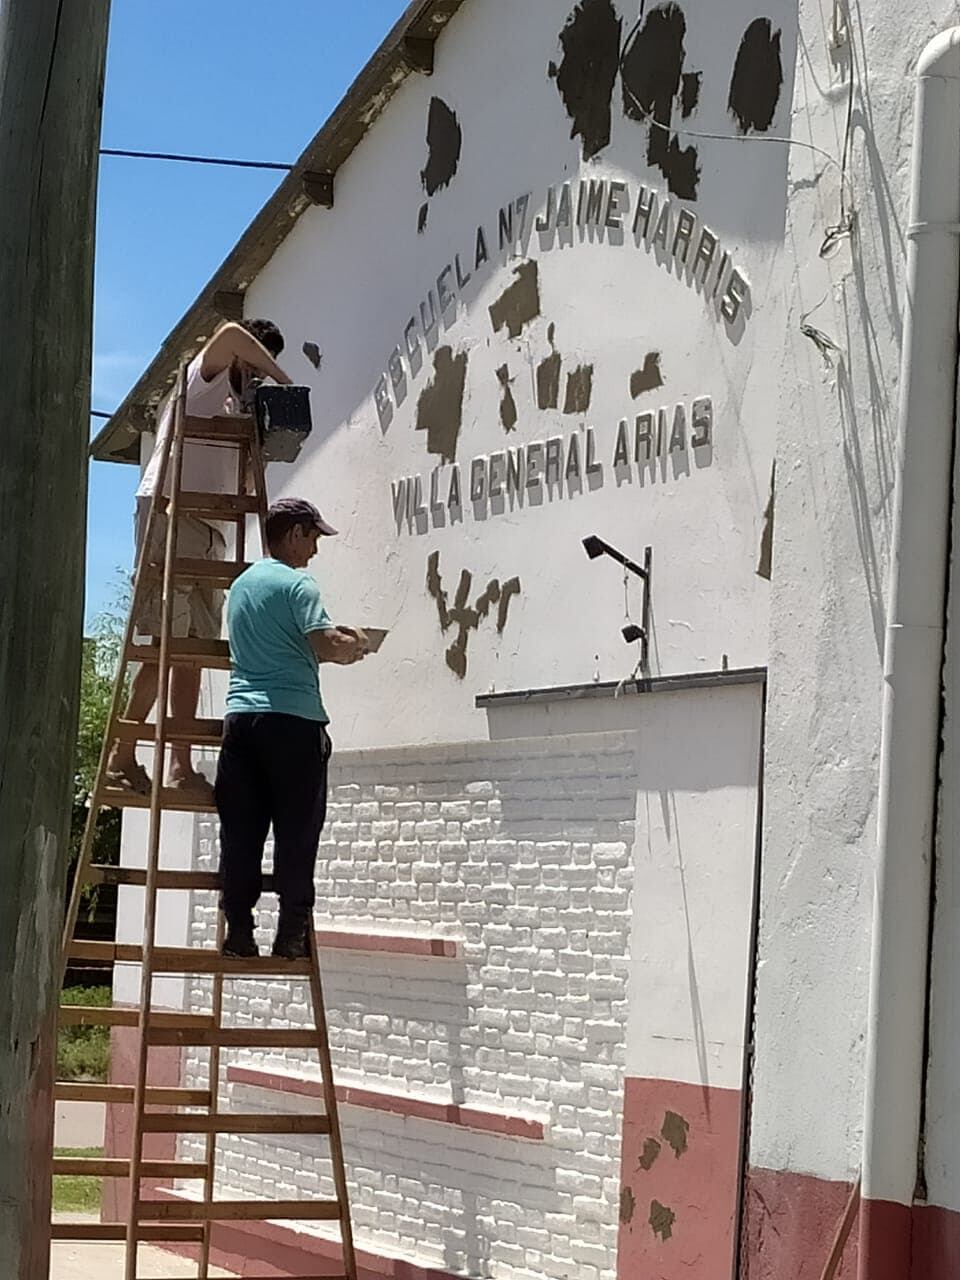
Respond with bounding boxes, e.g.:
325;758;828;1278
266;497;338;539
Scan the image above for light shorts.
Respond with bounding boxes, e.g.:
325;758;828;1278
133;497;226;640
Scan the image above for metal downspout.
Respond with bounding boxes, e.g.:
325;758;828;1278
857;27;960;1280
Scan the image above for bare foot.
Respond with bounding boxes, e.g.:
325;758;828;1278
104;761;152;795
166;771;214;799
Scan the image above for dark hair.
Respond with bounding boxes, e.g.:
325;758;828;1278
242;317;284;358
265;497;322;550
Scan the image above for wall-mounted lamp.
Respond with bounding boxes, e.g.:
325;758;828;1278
582;535;653;671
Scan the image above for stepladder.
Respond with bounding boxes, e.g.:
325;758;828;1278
53;367;357;1280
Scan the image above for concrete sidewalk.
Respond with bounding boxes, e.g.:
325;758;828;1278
51;1215;237;1279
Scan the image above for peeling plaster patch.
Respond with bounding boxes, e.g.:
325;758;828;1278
729;18;783;133
620;1185;636;1224
489;261;541;340
662;1111;690;1158
630;352;664;397
681;70;701;117
418;202;429;234
621;4;701;200
551;0;623;161
757;461;776;579
496;364;518;432
638;1137;662;1170
302;342;322;370
426;551;521;679
421;96;462;195
563;364;594;414
650;1200;676;1241
416;346;469;463
537;323;562;410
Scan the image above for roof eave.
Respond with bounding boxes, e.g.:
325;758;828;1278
90;0;468;464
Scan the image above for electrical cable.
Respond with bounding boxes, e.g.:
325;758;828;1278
100;147;293;172
618;11;857;257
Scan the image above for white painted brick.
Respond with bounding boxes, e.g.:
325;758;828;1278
181;732;635;1280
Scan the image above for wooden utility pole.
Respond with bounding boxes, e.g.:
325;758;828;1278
0;1;111;1274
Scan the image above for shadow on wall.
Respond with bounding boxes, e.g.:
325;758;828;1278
789;9;901;659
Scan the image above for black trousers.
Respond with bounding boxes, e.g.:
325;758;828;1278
215;713;331;922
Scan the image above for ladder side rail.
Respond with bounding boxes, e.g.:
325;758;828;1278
200;428;252;1279
306;930;358;1280
61;393;181;973
249;430;270;545
198;911;227;1280
124;365;190;1280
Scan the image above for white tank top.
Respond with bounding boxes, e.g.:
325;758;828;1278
136;357;242;499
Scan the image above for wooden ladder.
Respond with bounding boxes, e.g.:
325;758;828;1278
53;369;357;1280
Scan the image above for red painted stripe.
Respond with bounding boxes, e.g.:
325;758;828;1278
160;1205;471;1278
315;930;461;959
227;1066;545;1140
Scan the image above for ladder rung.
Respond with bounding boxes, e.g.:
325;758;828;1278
59;1006;216;1030
125;637;231;669
148;1027;321;1049
98;785;217;814
53;1157;209;1178
137;1198;341;1222
114;717;224;745
68;941;310;976
175;491;260;518
51;1222;205;1242
143;1113;330;1135
55;1082;212;1106
183;413;254;443
145;557;248;587
85;867;221;890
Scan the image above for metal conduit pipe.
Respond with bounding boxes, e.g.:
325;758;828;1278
858;28;960;1280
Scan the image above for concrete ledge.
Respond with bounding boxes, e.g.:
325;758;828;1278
316;929;462;959
227;1066;546;1140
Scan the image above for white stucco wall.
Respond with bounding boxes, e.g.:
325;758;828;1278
116;0;960;1249
749;0;960;1199
243;0;792;750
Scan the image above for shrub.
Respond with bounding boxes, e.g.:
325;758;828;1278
58;986;111;1082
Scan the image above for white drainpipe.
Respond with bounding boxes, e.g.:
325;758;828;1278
858;27;960;1279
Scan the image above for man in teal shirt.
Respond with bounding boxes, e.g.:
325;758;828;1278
215;497;367;958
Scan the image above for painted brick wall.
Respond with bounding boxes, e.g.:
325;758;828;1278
179;731;638;1280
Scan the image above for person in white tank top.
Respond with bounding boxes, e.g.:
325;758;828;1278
106;320;292;799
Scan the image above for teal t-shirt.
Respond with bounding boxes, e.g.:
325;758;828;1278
225;558;334;722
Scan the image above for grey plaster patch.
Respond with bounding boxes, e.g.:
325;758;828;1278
729;18;783;133
551;0;623;161
564;364;594;414
489;261;541;340
416;346;469;463
631;352;664;397
421;96;462;195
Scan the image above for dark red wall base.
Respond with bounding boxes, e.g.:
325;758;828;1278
101;1022;182;1224
164;1215;463;1279
743;1168;960;1280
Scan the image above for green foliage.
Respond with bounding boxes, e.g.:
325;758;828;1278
52;1147;103;1214
70;579;131;902
57;986;111;1082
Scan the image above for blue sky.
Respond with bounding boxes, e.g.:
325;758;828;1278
87;0;409;626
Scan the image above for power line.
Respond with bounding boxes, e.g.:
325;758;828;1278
90;410;113;419
100;147;293;172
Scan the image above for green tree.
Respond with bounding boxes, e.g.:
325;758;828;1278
70;579;130;894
